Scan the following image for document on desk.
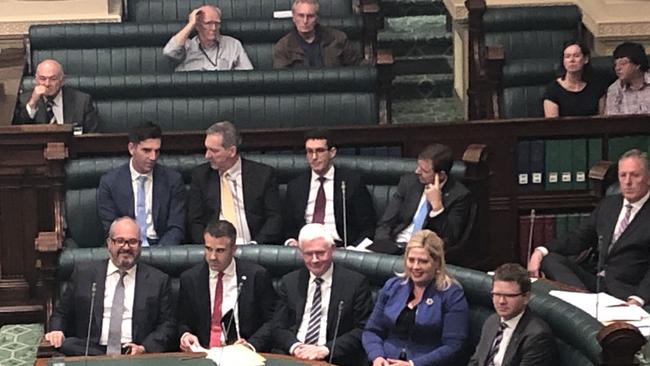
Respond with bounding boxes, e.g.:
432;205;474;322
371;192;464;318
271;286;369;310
189;343;266;366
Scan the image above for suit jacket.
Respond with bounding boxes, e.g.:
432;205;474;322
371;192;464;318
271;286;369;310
49;260;176;354
273;25;361;68
273;265;373;366
546;194;650;302
97;163;186;246
187;159;282;244
467;310;557;366
284;167;376;245
363;277;469;366
375;174;472;261
177;259;277;351
14;86;100;133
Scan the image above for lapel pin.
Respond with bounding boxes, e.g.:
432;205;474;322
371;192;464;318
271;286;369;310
425;298;434;305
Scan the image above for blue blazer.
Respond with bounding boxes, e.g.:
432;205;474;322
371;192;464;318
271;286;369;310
97;163;186;246
362;276;469;366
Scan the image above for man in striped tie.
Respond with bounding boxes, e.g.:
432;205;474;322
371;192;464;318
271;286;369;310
468;263;556;366
272;223;373;365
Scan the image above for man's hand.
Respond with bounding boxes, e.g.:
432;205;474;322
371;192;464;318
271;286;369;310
293;344;329;360
627;298;642;307
44;331;65;348
28;85;48;108
386;359;410;366
527;249;544;278
188;8;202;28
234;338;255;351
180;332;200;352
373;356;389;366
425;173;443;212
286;238;299;247
125;343;146;355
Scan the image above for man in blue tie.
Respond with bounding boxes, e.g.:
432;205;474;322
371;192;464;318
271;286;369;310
372;143;473;262
97;122;186;246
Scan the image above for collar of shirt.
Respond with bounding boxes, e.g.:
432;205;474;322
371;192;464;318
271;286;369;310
500;308;525;330
43;90;63;106
308;263;334;284
221;156;242;180
208;258;236;279
311;165;335;182
129;159;153;182
624;190;650;212
195;35;221;51
106;259;137;278
620;71;650;91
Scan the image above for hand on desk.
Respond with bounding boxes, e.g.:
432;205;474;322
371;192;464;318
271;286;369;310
44;330;65;348
373;356;389;366
386;358;410;366
180;332;200;352
124;343;146;355
292;344;329;360
627;298;642;307
234;338;255;351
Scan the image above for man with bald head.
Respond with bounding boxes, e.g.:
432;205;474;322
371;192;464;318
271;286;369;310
163;5;253;71
14;59;100;132
44;217;175;356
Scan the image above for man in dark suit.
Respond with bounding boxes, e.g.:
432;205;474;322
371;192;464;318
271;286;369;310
188;121;282;244
373;143;473;262
97;122;185;246
273;223;373;365
468;263;557;366
285;129;375;247
44;217;176;356
528;149;650;305
178;220;276;351
14;59;100;133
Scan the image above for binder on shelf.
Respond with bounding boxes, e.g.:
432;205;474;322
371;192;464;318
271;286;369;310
542;215;556;244
567;213;582;233
558;139;573;190
530;140;545;191
572;138;587;190
587;138;602;190
517;140;531;191
555;214;569;240
545;139;561;191
609;136;649;161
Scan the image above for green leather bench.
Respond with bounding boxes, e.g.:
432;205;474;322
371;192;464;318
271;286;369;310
48;245;601;365
62;154;473;248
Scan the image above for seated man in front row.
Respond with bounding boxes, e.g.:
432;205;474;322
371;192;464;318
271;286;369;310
97;122;186;246
273;0;361;68
44;217;175;356
178;220;276;352
373;143;472;263
163;5;253;71
273;223;373;365
468;263;557;366
14;59;100;133
528;149;650;306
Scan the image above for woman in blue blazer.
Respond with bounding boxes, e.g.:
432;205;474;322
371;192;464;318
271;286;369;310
363;230;469;366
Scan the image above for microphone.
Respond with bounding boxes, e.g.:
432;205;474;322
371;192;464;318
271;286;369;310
217;275;247;366
341;181;348;248
526;209;536;264
84;282;97;362
327;301;344;365
596;235;604;321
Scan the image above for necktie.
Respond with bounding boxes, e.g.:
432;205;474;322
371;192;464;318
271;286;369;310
107;271;127;355
312;176;326;224
136;176;149;247
485;322;507;366
411;199;431;232
209;272;225;348
613;204;633;244
304;277;324;345
45;97;56;124
220;173;238;228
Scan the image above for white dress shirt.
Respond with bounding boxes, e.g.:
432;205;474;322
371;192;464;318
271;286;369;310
219;157;252;244
100;261;137;345
208;259;241;342
294;264;333;350
26;92;64;124
129;159;157;241
304;166;342;241
492;310;525;366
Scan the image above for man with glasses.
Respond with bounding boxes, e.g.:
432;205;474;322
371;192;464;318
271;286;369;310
14;59;100;132
163;5;253;71
284;129;375;247
44;217;175;356
605;42;650;115
468;263;556;366
272;223;373;365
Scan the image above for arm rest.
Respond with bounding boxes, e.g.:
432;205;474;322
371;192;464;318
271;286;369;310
589;160;616;198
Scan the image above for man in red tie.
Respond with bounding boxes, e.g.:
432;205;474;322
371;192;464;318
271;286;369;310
178;220;276;351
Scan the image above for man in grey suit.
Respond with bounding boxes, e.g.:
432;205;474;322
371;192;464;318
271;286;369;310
468;263;557;366
14;59;100;132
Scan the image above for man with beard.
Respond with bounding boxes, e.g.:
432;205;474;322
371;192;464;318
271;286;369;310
44;217;176;355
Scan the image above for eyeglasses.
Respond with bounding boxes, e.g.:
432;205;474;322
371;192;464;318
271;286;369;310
305;148;329;156
200;21;221;28
110;237;140;247
491;292;524;299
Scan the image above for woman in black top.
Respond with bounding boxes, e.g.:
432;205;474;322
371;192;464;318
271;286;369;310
543;41;607;117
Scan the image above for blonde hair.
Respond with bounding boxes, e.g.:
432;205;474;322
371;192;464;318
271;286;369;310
398;230;456;291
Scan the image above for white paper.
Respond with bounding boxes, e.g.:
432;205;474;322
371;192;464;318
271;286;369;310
196;344;265;366
273;10;292;18
346;238;373;252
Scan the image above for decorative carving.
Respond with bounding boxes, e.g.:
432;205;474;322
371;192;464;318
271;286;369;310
43;142;68;161
34;232;60;252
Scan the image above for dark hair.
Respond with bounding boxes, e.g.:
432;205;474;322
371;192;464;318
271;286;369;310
128;121;162;144
418;144;453;173
203;220;237;246
613;42;649;72
558;40;594;82
304;129;333;148
493;263;531;293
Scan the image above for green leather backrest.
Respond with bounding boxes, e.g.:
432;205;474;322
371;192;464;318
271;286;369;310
54;246;599;365
126;0;354;22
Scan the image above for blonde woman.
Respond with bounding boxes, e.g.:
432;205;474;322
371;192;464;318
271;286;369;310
363;230;469;366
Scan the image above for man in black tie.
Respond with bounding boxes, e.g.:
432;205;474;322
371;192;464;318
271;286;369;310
284;129;375;246
468;263;556;366
272;223;373;365
14;59;100;132
528;149;650;306
44;217;175;356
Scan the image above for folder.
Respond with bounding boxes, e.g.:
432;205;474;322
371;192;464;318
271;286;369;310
558;139;573;190
555;214;568;240
587;138;602;190
545;139;561;191
571;138;587;190
530;140;545;191
517;140;531;191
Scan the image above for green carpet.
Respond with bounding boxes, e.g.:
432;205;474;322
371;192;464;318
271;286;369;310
0;324;42;366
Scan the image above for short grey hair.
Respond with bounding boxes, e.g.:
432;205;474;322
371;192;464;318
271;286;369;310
620;149;650;172
298;223;334;248
292;0;320;13
205;121;241;149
